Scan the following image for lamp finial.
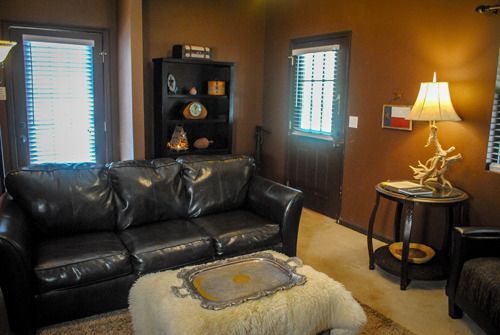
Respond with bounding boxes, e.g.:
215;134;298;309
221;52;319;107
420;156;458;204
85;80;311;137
432;72;437;82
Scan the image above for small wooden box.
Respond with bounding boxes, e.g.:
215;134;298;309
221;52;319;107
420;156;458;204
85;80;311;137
208;81;225;96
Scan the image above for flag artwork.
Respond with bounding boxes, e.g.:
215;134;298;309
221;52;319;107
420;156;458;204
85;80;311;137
382;105;412;131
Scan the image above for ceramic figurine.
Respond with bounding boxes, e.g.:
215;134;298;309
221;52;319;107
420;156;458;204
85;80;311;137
167;125;189;151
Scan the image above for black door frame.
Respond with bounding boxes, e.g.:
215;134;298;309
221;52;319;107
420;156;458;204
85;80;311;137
3;21;113;168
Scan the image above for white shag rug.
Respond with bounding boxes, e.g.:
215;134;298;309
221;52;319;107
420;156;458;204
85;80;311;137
129;251;366;335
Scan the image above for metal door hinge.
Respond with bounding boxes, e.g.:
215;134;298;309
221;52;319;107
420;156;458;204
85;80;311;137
104;121;107;132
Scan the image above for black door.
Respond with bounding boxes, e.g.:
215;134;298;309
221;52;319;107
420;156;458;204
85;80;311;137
7;24;110;167
286;32;351;219
287;136;343;218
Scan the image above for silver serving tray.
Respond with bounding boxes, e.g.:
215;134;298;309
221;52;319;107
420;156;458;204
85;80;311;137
171;252;307;310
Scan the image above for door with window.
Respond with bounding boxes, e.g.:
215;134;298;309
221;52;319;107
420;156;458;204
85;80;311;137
7;25;109;167
287;33;350;219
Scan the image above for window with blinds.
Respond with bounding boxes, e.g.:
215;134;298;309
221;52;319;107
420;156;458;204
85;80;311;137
486;51;500;172
23;36;97;164
291;45;340;140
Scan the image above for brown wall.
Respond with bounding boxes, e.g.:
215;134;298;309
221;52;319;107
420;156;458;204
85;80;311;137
142;0;266;156
0;0;115;27
262;0;500;237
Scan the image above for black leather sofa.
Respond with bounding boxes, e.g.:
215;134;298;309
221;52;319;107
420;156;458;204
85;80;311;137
446;226;500;335
0;154;304;335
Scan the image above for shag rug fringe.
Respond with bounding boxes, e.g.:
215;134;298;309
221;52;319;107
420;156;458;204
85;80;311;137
37;303;415;335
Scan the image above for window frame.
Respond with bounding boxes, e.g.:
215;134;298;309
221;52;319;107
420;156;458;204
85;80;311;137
4;22;112;168
486;48;500;173
288;32;351;143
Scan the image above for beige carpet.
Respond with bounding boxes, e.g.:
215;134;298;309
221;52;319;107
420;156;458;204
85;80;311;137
38;302;415;335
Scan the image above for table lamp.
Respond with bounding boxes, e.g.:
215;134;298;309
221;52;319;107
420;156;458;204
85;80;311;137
0;41;16;63
405;73;462;189
0;40;16;88
0;41;15;193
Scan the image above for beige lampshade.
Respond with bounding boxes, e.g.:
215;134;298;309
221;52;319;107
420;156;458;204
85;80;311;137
406;74;461;121
0;40;17;63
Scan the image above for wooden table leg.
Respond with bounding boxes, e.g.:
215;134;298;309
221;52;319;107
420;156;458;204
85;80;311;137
441;206;455;254
394;202;403;242
367;192;380;270
457;203;463;227
400;202;414;290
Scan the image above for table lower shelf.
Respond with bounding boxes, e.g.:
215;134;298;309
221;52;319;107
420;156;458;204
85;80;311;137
373;245;448;281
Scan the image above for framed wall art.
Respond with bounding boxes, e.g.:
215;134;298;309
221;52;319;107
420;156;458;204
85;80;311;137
382;104;413;131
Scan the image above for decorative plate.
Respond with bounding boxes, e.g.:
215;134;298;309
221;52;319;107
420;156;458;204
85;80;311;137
171;252;307;310
389;242;436;264
167;73;177;94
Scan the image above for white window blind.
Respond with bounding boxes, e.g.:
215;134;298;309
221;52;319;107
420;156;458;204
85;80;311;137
23;36;97;164
292;45;340;139
486;51;500;172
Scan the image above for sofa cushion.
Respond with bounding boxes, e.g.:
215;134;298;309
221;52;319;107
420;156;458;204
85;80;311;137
118;220;214;274
457;257;500;328
191;210;281;256
109;159;186;230
5;163;115;236
178;155;255;217
34;232;131;293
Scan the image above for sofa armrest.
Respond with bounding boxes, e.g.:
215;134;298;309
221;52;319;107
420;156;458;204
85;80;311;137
246;176;304;257
454;226;500;239
446;226;500;299
0;193;36;334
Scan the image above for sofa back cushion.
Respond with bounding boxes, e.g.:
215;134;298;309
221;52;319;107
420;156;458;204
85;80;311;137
109;159;186;230
5;164;115;236
178;155;255;217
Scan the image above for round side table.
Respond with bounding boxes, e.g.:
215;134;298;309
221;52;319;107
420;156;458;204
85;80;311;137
367;182;468;290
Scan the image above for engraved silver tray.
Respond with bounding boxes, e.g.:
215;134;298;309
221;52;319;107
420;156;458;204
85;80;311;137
171;252;307;310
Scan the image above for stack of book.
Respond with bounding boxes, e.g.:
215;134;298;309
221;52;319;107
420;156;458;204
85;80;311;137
381;181;434;196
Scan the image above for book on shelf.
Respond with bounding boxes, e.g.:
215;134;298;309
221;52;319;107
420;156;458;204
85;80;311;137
381;180;434;196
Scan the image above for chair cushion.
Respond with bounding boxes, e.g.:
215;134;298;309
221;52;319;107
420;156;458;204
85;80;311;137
109;159;186;230
5;163;115;236
177;155;255;217
34;232;131;293
457;257;500;328
118;220;214;275
191;210;281;256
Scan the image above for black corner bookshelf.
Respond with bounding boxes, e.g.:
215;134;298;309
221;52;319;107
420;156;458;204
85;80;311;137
151;58;234;158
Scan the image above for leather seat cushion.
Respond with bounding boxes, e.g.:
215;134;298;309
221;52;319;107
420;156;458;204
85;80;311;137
177;155;254;217
109;159;186;230
34;232;131;293
457;257;500;328
118;220;214;275
192;210;281;256
5;163;115;236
